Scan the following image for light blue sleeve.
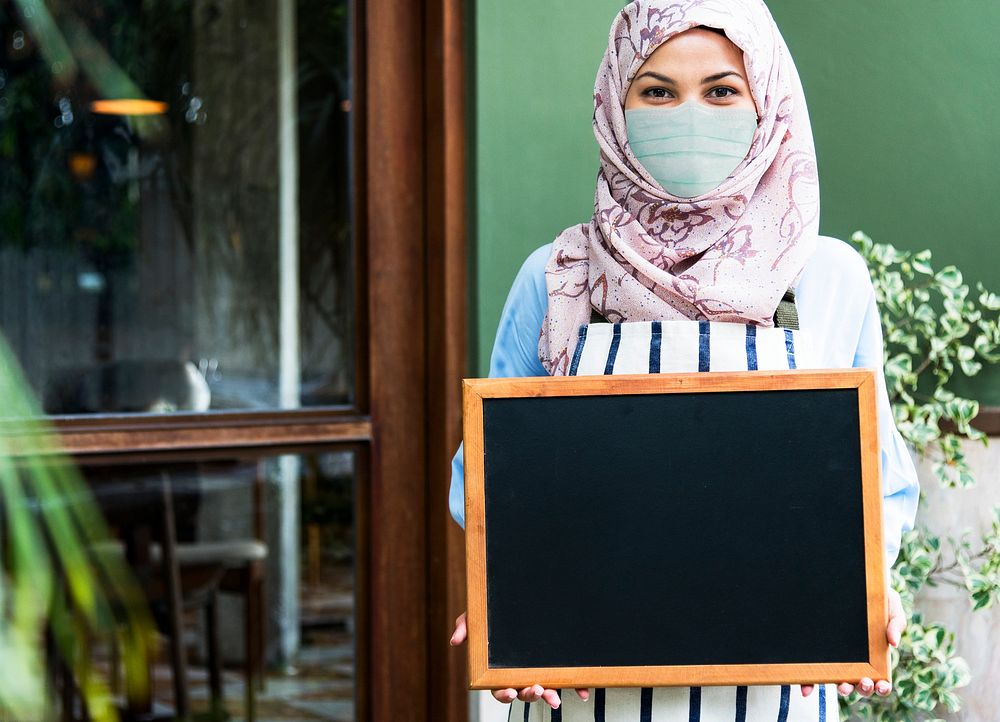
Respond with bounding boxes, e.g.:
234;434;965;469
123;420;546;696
852;286;920;568
448;245;552;528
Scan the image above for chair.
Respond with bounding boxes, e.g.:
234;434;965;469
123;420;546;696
81;464;267;721
155;470;268;721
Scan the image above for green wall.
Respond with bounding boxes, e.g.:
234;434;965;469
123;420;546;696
473;0;1000;401
473;0;621;373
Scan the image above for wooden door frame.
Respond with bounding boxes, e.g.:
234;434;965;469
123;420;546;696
364;0;468;719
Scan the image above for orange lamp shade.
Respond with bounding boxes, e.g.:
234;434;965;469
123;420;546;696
90;99;168;116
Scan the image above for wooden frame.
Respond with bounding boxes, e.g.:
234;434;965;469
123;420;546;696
0;0;469;718
423;0;471;714
463;369;889;689
365;0;468;718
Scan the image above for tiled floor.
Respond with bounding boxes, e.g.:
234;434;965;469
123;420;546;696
143;565;356;722
144;627;354;722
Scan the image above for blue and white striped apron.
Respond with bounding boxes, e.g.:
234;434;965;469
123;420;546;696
510;319;837;722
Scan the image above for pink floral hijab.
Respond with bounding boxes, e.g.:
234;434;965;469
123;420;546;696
538;0;820;375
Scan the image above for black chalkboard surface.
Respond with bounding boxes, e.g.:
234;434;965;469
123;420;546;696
462;370;888;689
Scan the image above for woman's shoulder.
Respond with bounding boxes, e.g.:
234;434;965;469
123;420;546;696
794;236;877;349
496;243;553;336
489;243;554;378
507;243;554;307
807;235;869;274
797;235;873;296
519;242;554;279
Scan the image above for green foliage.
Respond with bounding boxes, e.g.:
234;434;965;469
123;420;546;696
851;231;1000;488
0;336;155;720
841;233;1000;721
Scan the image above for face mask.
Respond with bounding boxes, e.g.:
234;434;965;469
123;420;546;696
625;103;758;198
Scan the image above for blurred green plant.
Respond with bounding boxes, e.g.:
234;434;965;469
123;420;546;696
0;335;155;720
842;232;1000;721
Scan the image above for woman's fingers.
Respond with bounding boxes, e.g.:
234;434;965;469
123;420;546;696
489;682;579;708
886;616;905;648
449;612;467;646
800;684;814;697
486;676;590;709
492;688;517;704
835;678;891;697
541;689;562;709
502;685;566;709
518;685;544;703
887;589;905;648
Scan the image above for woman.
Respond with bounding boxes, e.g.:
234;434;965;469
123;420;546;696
449;1;919;719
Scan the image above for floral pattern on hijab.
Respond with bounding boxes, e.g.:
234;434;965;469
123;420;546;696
538;0;819;376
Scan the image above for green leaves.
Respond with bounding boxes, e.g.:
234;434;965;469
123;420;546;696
845;232;1000;721
0;337;155;720
850;231;997;486
934;266;964;291
911;250;934;277
959;507;1000;611
979;286;1000;311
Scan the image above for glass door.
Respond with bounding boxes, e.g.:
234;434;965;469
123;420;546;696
1;0;375;718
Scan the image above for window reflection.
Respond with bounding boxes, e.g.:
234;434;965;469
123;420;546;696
0;0;354;414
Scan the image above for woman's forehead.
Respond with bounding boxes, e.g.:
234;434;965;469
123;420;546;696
638;27;748;77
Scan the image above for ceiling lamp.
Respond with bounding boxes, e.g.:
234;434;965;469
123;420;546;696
89;99;168;116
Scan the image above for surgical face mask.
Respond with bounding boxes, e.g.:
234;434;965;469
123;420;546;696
625;103;758;198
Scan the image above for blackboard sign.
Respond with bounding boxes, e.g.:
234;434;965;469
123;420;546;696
462;370;888;689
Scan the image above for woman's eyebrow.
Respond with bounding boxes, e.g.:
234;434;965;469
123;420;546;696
702;70;742;84
634;71;676;84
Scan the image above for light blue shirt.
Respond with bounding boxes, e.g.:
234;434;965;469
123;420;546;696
449;236;920;566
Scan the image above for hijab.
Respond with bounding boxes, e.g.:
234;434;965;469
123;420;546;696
537;0;820;376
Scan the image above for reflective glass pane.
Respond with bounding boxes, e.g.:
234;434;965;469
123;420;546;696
0;0;355;413
76;449;359;720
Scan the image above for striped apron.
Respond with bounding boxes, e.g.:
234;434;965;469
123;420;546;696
509;319;838;722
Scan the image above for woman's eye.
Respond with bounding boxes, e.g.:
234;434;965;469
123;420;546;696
708;86;738;99
643;87;672;99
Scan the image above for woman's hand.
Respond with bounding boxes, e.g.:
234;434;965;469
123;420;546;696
800;588;905;698
450;612;590;709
